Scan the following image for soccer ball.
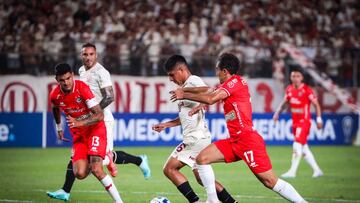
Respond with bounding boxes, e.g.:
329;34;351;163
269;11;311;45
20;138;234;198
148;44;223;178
150;196;170;203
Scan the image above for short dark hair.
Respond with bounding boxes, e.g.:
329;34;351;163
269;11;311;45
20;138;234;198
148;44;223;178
82;43;96;50
289;66;305;76
55;63;72;76
217;53;240;75
164;54;188;72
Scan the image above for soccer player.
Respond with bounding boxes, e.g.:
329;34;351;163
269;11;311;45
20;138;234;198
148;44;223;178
47;43;150;201
49;63;123;202
170;53;308;203
273;67;324;178
152;55;237;203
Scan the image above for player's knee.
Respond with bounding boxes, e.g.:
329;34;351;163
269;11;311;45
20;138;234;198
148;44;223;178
75;170;87;180
261;177;277;189
196;154;208;165
163;165;174;177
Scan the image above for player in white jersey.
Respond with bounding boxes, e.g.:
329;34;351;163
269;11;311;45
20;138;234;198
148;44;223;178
47;43;150;201
152;55;237;203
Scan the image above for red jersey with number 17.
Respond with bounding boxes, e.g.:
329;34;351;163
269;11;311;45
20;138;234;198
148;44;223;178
285;83;317;123
219;75;254;139
50;80;99;131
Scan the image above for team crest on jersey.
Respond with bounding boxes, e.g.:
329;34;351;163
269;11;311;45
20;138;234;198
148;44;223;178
225;110;236;121
75;97;82;103
298;90;304;97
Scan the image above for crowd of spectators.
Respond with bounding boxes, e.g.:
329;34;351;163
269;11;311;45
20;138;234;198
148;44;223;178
0;0;359;86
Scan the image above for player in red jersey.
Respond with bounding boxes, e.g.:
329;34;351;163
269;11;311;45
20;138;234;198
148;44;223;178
273;68;323;178
170;53;308;203
49;63;123;203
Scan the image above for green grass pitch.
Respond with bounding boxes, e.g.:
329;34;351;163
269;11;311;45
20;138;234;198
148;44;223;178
0;146;360;203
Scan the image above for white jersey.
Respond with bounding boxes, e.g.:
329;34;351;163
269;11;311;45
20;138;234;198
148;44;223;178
178;75;210;141
79;62;114;122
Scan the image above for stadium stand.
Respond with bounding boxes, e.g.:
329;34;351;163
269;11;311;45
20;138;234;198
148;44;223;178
0;0;359;87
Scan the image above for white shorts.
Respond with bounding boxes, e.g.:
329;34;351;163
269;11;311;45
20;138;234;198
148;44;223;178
105;120;114;152
167;131;211;169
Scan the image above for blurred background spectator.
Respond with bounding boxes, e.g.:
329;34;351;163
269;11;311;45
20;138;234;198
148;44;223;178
0;0;359;87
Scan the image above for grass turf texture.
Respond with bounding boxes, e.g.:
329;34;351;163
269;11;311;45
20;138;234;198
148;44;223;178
0;146;359;203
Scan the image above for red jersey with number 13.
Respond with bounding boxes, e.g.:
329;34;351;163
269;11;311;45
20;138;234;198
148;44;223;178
219;75;254;139
285;83;317;123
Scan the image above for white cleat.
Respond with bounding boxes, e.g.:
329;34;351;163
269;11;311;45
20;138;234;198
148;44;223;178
312;170;324;178
281;171;296;178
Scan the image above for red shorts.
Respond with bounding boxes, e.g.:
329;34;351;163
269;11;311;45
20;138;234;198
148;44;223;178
292;120;311;145
214;130;272;174
71;121;107;163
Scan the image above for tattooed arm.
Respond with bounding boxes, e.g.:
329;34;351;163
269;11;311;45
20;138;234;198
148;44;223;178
67;104;104;128
99;86;114;109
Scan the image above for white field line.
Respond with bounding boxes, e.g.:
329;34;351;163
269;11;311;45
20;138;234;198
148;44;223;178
35;189;360;203
0;200;32;203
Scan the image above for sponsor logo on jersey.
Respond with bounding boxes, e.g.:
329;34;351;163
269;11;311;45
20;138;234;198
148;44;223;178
65;107;86;114
289;97;301;104
227;78;238;88
291;107;303;113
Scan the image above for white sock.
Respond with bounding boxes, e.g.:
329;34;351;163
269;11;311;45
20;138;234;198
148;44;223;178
272;178;306;203
101;175;123;203
197;165;219;202
302;144;321;172
287;142;302;174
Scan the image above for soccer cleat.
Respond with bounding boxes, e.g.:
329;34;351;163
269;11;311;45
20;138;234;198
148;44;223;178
106;151;118;177
312;170;324;178
281;171;296;178
139;155;151;179
46;189;70;201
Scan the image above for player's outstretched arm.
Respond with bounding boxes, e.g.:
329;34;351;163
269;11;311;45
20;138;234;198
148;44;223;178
273;97;288;121
99;86;114;109
171;88;227;105
181;86;211;94
152;117;181;132
67;104;104;128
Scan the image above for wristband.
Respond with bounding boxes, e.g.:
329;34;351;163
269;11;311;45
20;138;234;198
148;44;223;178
316;116;323;124
56;123;63;131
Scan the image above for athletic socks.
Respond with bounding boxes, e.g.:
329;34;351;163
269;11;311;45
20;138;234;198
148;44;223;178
198;164;219;202
302;144;322;173
217;188;237;203
177;181;199;203
272;178;307;203
100;175;123;203
288;142;303;175
114;151;142;166
62;160;75;193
